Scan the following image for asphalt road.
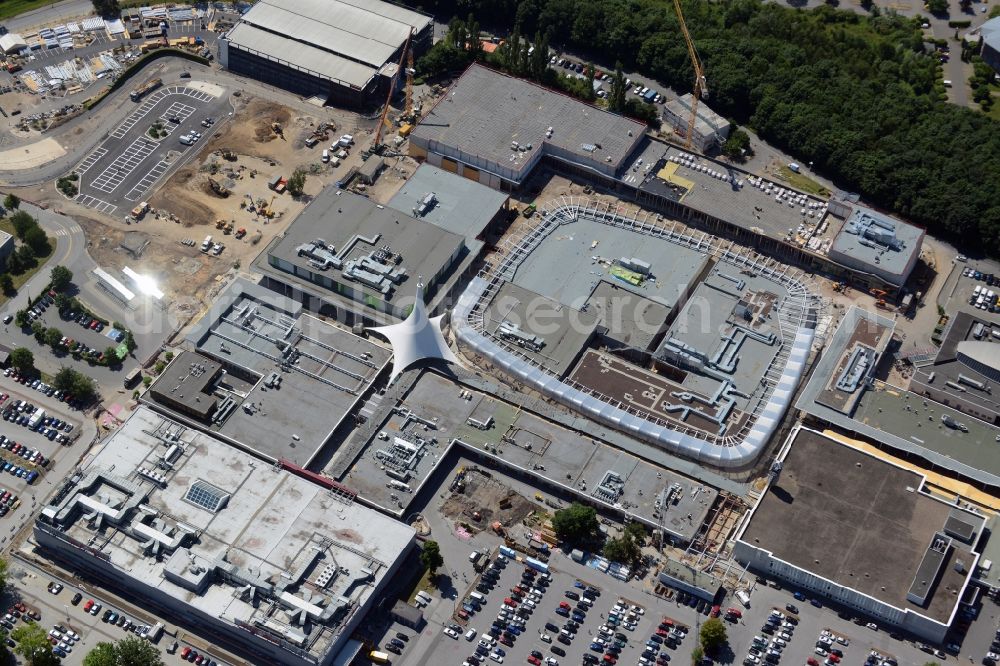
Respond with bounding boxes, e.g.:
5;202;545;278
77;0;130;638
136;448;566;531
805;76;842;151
1;0;94;34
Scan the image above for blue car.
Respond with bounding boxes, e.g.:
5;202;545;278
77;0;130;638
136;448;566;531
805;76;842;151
556;607;569;617
590;643;604;652
574;581;586;589
25;471;37;484
494;648;505;657
507;626;521;636
572;612;585;622
810;599;823;608
793;591;806;601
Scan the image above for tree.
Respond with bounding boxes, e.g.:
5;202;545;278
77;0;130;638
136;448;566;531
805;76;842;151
603;535;640;564
12;621;60;665
31;321;44;342
44;327;62;348
9;210;37;240
926;0;948;13
11;347;33;374
690;645;704;666
0;274;13;295
17;244;36;266
3;194;19;210
50;266;73;292
624;521;647;543
551;502;599;543
420;540;444;575
0;557;8;596
23;227;50;256
54;367;97;400
14;311;27;329
699;617;728;654
92;0;120;17
105;346;119;364
609;63;627;113
288;169;307;197
83;636;164;666
154;360;166;374
722;128;753;161
53;367;78;393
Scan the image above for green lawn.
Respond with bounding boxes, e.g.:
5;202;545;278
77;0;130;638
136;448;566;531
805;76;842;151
405;566;435;603
775;164;832;198
0;218;54;307
0;0;59;21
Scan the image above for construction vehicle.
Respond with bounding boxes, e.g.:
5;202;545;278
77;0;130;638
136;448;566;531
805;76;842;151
130;77;162;102
870;288;887;298
671;0;707;151
271;121;284;139
130;201;149;219
215;218;226;230
401;36;416;124
222;220;234;235
234;228;247;239
207;177;230;197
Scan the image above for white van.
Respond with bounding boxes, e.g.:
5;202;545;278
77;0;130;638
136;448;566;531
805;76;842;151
640;86;649;95
736;589;751;607
465;628;477;641
943;79;952;87
470;592;487;604
201;235;212;252
322;149;330;163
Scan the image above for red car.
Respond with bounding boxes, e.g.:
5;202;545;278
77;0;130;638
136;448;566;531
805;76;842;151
83;599;94;613
527;657;541;666
726;608;742;618
710;605;721;617
807;659;820;666
504;597;517;607
559;601;570;610
603;655;617;664
827;656;840;664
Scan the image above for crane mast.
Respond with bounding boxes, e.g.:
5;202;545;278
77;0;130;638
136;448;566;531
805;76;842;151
672;0;708;151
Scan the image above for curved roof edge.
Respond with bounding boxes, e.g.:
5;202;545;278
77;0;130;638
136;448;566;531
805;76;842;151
454;276;814;469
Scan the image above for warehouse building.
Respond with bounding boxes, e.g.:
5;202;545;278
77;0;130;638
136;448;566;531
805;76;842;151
218;0;432;106
409;63;646;189
662;94;730;153
734;426;984;643
35;407;415;666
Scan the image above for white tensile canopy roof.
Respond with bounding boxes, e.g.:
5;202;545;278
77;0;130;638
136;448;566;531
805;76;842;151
368;281;460;382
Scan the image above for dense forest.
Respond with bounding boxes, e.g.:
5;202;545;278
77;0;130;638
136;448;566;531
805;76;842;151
410;0;1000;255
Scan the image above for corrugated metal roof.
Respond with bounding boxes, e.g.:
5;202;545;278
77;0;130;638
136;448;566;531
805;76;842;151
242;0;426;68
226;23;377;89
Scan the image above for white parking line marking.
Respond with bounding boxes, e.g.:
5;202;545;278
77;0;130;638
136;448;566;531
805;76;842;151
89;139;157;194
74;194;117;215
74;148;107;175
124;161;170;202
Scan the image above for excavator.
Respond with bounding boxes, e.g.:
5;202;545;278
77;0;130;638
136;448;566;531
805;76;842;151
672;0;708;151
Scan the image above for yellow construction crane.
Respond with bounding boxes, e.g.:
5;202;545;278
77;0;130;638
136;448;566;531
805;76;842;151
373;30;412;153
403;31;415;123
672;0;708;151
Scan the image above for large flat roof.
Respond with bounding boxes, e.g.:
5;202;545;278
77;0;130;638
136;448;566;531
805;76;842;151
146;279;391;466
740;428;979;624
387;163;508;244
334;370;716;542
481;282;597;377
263;188;466;310
797;307;1000;489
411;64;645;183
639;146;833;250
228;0;431;89
512;214;710;311
829;204;924;280
38;407;414;662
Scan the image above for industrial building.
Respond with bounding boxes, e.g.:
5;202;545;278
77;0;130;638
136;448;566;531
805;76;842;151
453;198;819;468
144;279;391;467
826;201;924;288
218;0;432;106
661;95;730;152
910;311;1000;425
387;163;511;244
35;407;415;666
254;188;470;324
409;64;646;189
734;426;984;643
797;306;1000;491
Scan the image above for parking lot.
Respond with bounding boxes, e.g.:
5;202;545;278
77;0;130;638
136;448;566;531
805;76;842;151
73;83;228;214
411;551;694;666
21;292;129;366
